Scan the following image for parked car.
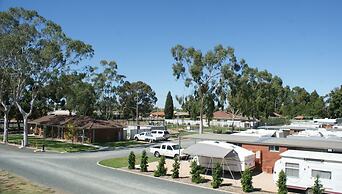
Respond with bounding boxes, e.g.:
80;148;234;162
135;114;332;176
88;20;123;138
150;130;170;140
149;142;185;158
134;132;162;142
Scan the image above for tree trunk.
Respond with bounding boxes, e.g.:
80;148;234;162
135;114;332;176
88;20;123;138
23;115;29;147
199;96;204;134
3;109;10;143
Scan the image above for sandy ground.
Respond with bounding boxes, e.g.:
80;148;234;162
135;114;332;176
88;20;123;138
147;159;277;193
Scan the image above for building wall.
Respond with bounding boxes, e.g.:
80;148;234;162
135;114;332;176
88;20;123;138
241;144;288;173
92;128;123;143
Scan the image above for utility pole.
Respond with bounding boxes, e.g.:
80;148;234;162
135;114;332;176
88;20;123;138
135;96;139;126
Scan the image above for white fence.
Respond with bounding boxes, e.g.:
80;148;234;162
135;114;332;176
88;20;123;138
165;119;257;128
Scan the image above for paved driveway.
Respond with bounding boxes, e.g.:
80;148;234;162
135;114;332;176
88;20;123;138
0;140;225;194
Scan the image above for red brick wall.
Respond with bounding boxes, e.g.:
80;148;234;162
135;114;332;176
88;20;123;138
242;144;288;173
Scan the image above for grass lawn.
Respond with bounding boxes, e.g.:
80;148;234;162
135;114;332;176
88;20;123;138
94;140;144;148
0;170;54;194
99;154;159;168
1;134;97;152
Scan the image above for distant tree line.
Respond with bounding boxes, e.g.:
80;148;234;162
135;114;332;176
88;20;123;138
171;44;342;130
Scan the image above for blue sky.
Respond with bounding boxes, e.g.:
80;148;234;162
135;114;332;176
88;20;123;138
1;0;342;107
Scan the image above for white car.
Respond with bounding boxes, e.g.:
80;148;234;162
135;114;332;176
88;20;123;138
149;143;185;158
134;132;162;142
150;130;170;140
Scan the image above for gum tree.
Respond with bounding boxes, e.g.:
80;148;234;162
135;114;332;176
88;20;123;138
0;7;93;146
171;45;240;134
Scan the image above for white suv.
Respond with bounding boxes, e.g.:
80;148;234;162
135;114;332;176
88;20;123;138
150;130;170;140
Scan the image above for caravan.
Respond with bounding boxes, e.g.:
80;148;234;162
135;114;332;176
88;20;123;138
273;150;342;193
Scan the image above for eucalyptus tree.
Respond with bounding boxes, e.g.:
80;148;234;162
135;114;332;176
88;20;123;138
89;60;125;119
0;8;93;146
117;81;157;119
171;45;240;134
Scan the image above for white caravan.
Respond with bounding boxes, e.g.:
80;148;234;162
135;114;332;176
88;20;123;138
273;150;342;193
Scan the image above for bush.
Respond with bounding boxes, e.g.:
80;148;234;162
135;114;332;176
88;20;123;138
140;150;148;172
171;157;180;178
154;156;167;177
241;168;253;192
128;151;136;169
312;176;324;194
190;161;204;184
211;163;223;189
277;170;287;194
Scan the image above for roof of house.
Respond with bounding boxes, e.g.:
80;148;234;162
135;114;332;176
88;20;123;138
186;133;342;152
213;111;250;121
280;150;342;163
29;115;123;129
150;111;165;117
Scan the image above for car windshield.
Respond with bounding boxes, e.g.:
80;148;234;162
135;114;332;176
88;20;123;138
172;145;181;150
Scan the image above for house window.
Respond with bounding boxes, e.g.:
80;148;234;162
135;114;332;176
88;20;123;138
312;170;331;179
285;163;299;178
269;145;280;152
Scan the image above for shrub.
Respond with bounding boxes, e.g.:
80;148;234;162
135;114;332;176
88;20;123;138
211;163;223;189
171;157;180;178
241;168;253;192
154;156;167;177
277;170;287;194
140;150;148;172
312;176;324;194
128;151;136;169
190;161;204;184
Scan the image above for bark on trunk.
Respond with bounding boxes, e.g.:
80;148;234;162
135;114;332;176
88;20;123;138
23;116;28;147
3;110;9;143
199;96;204;134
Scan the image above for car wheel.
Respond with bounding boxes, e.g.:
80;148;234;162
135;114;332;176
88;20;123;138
154;152;160;157
135;137;138;141
174;154;179;159
305;188;313;194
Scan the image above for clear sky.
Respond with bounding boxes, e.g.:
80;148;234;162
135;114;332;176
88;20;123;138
1;0;342;107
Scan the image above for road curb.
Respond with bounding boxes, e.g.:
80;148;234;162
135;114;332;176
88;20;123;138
96;161;240;194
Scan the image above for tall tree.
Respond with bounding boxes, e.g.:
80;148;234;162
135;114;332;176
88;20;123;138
171;45;240;134
328;85;342;118
117;81;157;119
164;91;174;119
0;8;93;146
88;60;125;119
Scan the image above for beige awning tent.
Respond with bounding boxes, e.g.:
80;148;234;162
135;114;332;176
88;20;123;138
183;142;236;158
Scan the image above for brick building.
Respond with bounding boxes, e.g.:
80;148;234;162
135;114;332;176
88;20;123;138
189;133;342;173
29;115;124;143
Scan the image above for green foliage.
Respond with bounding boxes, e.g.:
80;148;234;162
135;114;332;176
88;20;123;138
117;81;157;119
211;163;223;189
328;85;342;118
154;156;167;177
140;150;148;172
241;168;253;192
277;170;287;194
171;44;242;133
260;117;290;126
190;161;204;184
128;151;136;169
164;91;174;119
171;157;180;178
312;176;324;194
64;122;78;144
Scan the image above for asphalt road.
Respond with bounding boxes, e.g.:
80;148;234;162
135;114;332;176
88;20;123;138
0;140;225;194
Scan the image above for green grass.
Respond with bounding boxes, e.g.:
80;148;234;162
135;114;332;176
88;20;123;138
93;140;144;148
1;134;97;152
99;154;159;168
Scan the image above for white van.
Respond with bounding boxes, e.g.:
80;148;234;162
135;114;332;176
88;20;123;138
273;150;342;193
151;130;170;140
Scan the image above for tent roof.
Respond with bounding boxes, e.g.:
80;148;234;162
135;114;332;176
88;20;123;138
183;142;234;158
